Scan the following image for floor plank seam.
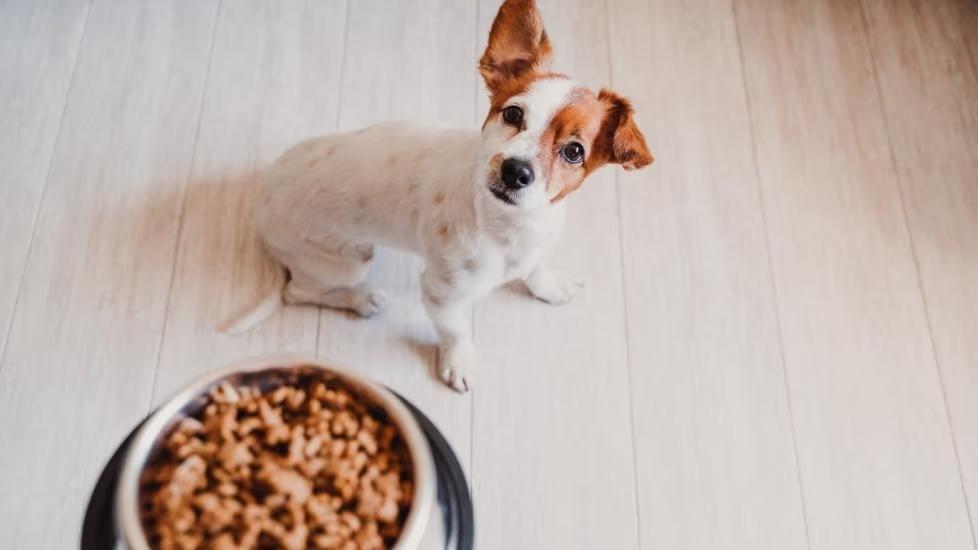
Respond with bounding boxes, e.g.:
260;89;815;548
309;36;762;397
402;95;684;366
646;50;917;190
315;0;353;359
604;0;643;547
0;0;94;373
469;0;479;506
731;2;813;547
950;3;978;170
147;0;224;412
857;3;978;546
959;3;978;91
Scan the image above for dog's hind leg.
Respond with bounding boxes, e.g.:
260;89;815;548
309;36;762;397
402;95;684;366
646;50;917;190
274;239;387;318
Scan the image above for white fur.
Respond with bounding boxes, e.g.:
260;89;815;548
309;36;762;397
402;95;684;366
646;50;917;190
230;78;582;392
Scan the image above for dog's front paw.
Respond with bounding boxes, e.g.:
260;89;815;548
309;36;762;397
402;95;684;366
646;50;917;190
524;269;584;305
438;344;476;393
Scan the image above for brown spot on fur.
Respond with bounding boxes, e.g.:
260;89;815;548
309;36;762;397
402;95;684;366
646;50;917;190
356;244;374;262
433;192;445;205
438;270;456;286
422;285;442;307
428;257;458;287
489;153;505;170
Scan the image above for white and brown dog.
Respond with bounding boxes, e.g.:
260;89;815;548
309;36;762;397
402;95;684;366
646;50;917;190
228;0;653;391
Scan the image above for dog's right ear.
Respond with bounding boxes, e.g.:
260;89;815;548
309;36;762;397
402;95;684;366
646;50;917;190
479;0;553;95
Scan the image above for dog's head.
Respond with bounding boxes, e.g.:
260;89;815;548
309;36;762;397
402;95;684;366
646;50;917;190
478;0;653;210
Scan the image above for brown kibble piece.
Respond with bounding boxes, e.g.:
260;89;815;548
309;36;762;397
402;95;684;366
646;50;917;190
258;461;312;505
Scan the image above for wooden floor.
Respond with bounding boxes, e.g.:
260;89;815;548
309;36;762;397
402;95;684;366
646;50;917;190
1;0;977;548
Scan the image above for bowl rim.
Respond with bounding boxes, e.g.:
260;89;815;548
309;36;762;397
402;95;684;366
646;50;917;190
114;353;436;550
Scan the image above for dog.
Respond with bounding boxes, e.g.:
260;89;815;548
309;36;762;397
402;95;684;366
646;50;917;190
226;0;653;392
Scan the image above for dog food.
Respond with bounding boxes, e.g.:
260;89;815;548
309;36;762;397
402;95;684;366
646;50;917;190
138;372;414;549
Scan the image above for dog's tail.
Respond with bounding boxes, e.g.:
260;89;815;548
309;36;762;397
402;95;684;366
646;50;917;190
219;261;287;334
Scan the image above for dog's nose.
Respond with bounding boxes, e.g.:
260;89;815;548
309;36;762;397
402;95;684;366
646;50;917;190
500;158;535;189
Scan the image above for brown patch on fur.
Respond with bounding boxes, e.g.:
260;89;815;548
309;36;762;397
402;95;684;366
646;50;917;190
480;0;553;95
481;71;568;129
433;192;445;205
536;88;605;202
532;87;653;203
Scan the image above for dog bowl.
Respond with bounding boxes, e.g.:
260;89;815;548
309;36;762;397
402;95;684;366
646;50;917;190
81;354;473;549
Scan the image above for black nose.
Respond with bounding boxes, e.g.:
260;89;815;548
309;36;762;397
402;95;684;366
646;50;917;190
500;158;535;189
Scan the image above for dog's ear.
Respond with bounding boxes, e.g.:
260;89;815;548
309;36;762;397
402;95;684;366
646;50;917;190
595;89;653;170
479;0;554;94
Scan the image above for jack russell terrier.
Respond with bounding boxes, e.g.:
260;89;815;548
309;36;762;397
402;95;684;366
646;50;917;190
227;0;653;392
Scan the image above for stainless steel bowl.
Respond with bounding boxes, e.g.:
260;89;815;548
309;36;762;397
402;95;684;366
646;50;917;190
113;354;440;549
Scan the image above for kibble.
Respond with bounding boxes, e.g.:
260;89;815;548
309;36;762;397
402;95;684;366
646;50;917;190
139;372;413;549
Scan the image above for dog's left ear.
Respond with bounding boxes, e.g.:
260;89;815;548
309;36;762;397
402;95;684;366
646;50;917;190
595;89;654;170
479;0;554;94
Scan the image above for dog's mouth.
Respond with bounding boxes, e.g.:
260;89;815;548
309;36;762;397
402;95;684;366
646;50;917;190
487;176;518;206
489;186;517;205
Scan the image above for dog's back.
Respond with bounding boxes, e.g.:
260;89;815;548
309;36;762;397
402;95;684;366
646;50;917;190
256;122;481;256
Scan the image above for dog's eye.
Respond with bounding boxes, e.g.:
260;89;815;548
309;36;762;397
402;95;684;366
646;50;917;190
561;142;585;164
502;105;524;126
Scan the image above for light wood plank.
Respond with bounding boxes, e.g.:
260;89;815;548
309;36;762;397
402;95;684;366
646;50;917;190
152;1;346;404
471;2;638;548
315;0;476;472
734;0;974;548
0;0;90;359
608;0;810;548
860;0;978;537
0;1;219;546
